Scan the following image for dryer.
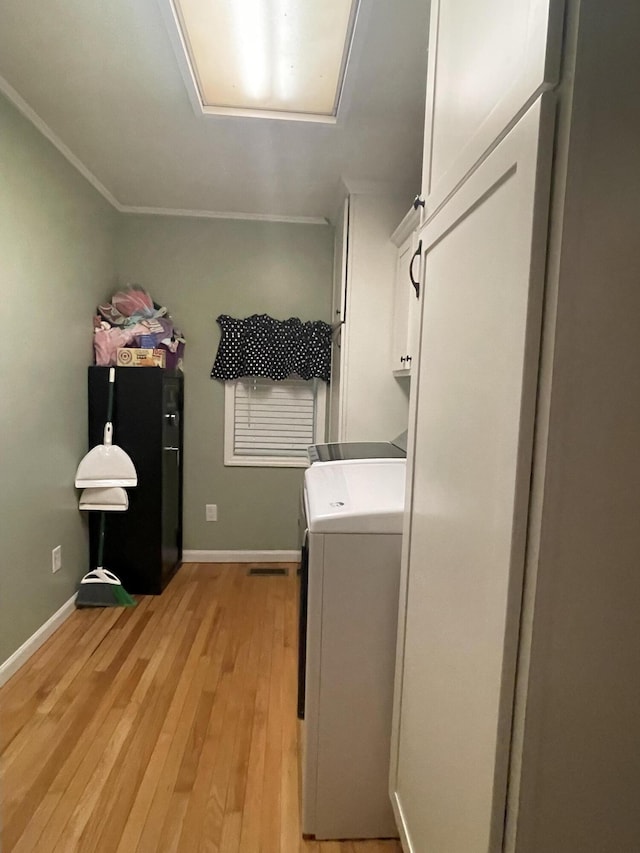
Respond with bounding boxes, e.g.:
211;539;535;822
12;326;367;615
297;430;408;719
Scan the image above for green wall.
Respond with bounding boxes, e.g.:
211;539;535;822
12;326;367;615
0;100;333;666
115;215;333;552
0;95;117;663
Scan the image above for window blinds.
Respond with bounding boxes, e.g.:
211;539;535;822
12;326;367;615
232;377;318;459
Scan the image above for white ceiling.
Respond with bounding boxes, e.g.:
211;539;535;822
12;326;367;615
0;0;429;222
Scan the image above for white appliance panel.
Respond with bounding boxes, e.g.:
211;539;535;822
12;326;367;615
304;459;406;534
303;531;401;839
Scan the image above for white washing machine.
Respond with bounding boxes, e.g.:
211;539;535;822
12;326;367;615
297;431;408;720
301;458;405;840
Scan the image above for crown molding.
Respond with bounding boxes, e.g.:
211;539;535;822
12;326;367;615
0;73;121;209
119;205;329;226
0;73;330;227
390;206;420;246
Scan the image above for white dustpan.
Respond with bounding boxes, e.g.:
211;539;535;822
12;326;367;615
75;435;137;487
75;367;138;488
79;487;129;512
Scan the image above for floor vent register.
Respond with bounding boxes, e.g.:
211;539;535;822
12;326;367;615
247;566;289;577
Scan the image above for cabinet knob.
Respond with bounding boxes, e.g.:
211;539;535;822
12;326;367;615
413;195;425;210
406;355;412;363
400;356;406;364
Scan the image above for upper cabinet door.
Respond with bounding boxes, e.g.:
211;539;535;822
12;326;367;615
391;231;423;376
421;0;563;213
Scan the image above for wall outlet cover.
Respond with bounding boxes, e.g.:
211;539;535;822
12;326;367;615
205;504;218;522
52;545;62;573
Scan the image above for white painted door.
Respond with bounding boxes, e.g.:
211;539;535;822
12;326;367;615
328;197;349;441
391;96;554;853
421;0;562;213
391;232;418;375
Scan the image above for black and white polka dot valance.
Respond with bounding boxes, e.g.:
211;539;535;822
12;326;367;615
210;314;332;382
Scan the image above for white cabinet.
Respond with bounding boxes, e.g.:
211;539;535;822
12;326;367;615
328;192;410;443
390;210;421;376
419;0;562;214
394;4;640;853
391;97;554;853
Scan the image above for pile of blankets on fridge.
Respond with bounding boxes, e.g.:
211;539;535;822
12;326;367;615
93;284;185;368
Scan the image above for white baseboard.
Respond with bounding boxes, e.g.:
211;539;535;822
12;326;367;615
0;594;76;688
183;549;301;564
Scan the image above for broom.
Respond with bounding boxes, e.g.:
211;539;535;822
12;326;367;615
76;512;136;608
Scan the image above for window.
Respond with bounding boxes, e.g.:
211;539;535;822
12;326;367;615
224;377;326;467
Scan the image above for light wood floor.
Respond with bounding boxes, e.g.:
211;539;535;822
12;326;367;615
0;563;401;853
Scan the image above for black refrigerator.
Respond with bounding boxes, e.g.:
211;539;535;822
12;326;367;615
87;366;184;594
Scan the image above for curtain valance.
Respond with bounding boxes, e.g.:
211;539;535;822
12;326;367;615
211;314;332;382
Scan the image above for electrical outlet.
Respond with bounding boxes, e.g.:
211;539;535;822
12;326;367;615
52;546;62;574
205;504;218;522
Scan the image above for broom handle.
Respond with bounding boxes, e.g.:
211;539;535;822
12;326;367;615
97;511;106;568
106;367;116;423
97;369;114;568
103;367;116;446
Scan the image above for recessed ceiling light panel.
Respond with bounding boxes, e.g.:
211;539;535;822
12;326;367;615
169;0;360;122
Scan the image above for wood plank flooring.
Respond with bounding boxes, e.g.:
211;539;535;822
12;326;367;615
0;563;402;853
